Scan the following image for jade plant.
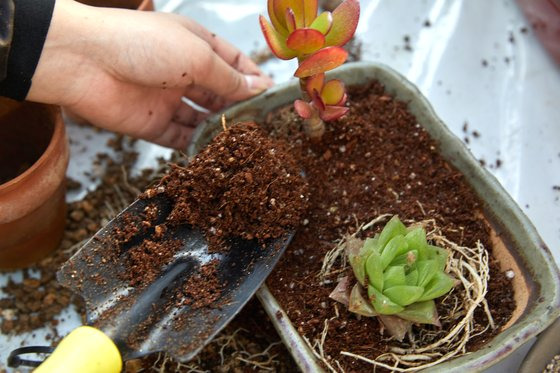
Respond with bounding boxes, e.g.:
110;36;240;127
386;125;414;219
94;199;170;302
330;216;456;340
259;0;360;139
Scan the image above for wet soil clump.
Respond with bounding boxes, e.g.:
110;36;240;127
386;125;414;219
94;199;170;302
152;121;308;251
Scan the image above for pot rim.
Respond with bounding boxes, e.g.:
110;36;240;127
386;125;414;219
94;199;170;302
137;0;152;10
0;105;64;191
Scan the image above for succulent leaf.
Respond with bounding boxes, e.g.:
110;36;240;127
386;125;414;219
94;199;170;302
383;285;424;306
305;73;325;98
319;105;349;121
349;283;377;316
416;259;438;287
329;275;351;306
405;269;419;286
365;251;383;290
310;89;326;111
294;100;313;119
391;249;418;267
405;227;429;256
285;8;297;33
431;245;449;271
380;235;408;269
286;28;325;55
321;79;346;105
361;236;379;255
310;11;333;34
267;0;288;35
378;315;411;341
378;215;408;249
324;0;360;46
417;272;455;302
259;15;297;60
294;46;348;77
397;300;440;326
302;0;319;26
272;0;292;29
368;284;404;314
383;265;406;289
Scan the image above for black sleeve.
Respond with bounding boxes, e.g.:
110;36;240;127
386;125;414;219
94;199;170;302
0;0;14;82
0;0;56;101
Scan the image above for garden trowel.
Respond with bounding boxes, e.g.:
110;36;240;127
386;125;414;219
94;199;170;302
7;193;293;372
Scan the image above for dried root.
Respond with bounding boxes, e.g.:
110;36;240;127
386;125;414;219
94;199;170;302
315;215;495;372
139;328;281;372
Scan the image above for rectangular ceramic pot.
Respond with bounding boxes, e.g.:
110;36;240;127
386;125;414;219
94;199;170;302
188;62;560;372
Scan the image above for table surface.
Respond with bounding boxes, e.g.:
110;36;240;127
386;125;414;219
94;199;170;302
1;0;559;371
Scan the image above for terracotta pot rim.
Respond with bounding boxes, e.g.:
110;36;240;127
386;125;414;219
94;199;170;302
137;0;152;10
0;106;64;191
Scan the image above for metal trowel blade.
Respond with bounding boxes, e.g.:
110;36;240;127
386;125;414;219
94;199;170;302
57;193;292;362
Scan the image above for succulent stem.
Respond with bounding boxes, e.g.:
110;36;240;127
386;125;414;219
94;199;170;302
303;116;326;140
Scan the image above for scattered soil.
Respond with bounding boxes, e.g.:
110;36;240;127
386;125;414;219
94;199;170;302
262;81;516;371
403;35;413;52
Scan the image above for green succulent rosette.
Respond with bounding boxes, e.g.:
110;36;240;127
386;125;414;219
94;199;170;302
343;216;455;326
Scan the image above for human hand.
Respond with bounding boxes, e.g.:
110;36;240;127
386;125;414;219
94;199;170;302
27;0;274;149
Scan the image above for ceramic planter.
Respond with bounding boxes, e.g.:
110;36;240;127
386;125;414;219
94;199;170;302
188;62;560;371
0;100;69;269
518;317;560;373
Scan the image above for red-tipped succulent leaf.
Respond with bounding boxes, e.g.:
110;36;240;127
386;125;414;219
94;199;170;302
320;105;349;121
285;8;297;32
294;46;348;77
294;100;313;119
286;28;325;54
325;0;360;46
259;15;297;60
267;0;287;35
305;73;325;97
321;79;346;105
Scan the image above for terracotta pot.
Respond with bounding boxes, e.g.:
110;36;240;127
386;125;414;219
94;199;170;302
77;0;154;11
188;62;560;372
0;100;69;269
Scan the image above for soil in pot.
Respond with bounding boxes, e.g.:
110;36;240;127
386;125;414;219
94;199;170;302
261;81;516;371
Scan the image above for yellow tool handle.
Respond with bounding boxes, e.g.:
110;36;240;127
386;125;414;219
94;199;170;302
34;326;122;373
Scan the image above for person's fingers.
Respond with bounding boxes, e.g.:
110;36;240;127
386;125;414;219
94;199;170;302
176;17;264;76
149;120;196;150
189;43;273;102
173;101;209;126
183;85;228;112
